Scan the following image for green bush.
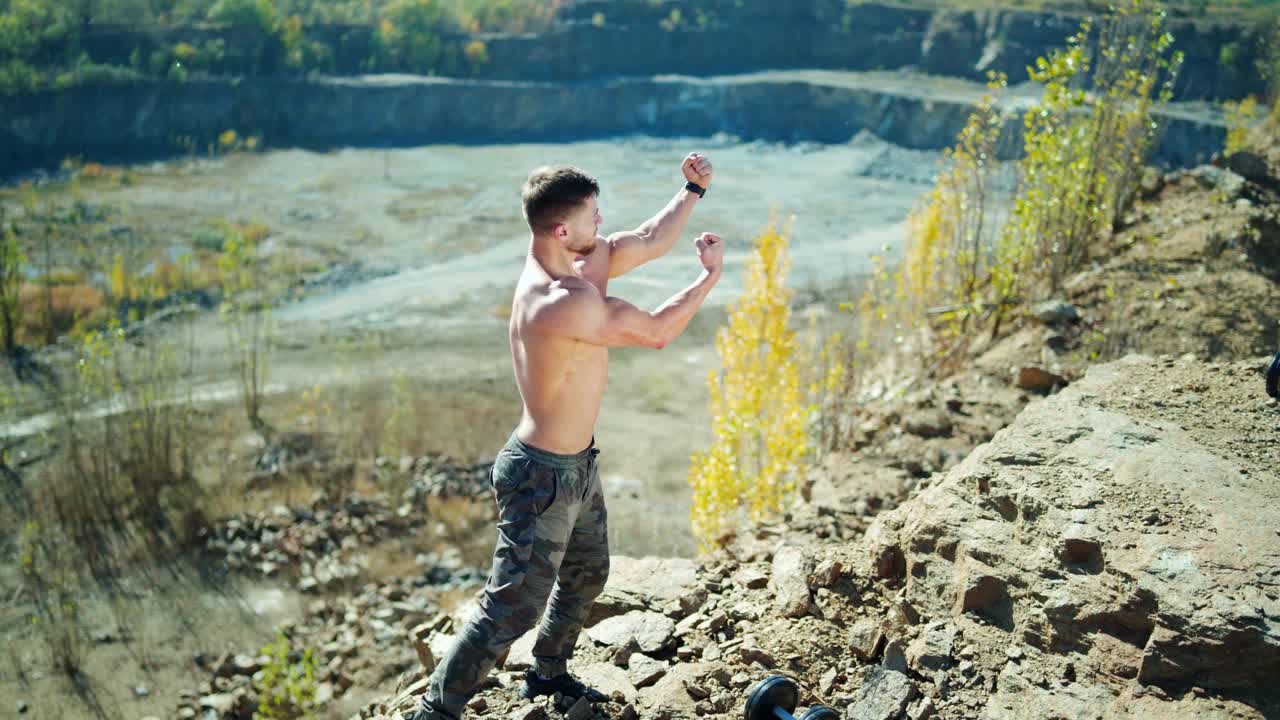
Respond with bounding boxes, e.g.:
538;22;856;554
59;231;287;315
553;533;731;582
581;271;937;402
53;56;145;89
254;630;317;719
0;57;42;94
375;0;449;73
207;0;278;34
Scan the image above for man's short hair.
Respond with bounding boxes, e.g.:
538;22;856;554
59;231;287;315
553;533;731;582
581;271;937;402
521;165;599;234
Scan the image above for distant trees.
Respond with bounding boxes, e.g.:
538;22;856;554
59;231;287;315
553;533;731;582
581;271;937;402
207;0;277;33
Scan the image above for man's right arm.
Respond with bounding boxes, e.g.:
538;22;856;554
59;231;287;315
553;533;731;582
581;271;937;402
536;268;721;350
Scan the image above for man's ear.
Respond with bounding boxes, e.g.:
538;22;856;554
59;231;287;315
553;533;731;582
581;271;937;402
553;223;569;241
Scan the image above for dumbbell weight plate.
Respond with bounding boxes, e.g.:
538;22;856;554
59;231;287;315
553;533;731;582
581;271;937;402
744;675;798;720
798;705;840;720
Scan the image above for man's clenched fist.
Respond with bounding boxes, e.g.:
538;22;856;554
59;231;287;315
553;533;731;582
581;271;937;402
682;152;713;189
695;232;723;272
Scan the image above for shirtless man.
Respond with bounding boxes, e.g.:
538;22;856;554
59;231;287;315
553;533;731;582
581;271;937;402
412;154;721;719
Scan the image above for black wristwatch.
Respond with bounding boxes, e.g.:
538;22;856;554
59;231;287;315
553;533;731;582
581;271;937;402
685;180;706;198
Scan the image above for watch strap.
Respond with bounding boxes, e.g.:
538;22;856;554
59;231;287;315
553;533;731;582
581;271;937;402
685;180;706;198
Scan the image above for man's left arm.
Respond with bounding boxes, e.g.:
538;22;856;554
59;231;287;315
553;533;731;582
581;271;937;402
607;152;713;278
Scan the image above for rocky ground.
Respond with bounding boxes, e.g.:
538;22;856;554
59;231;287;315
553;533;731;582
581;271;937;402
143;147;1280;720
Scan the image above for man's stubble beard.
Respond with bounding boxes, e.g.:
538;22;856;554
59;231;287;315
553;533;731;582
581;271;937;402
570;236;596;257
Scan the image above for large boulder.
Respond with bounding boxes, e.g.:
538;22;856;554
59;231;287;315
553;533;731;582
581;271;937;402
588;556;704;625
863;355;1280;705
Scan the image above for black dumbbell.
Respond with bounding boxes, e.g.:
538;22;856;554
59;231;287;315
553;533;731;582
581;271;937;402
1267;351;1280;400
744;675;839;720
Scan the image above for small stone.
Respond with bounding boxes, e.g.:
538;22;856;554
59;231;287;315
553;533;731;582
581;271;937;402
1030;300;1079;325
738;639;777;667
819;666;839;694
510;705;547;720
1015;366;1066;393
315;682;334;705
811;558;843;588
566;696;593;720
903;409;952;438
1059;526;1102;565
628;654;667;688
882;639;908;674
133;684;150;698
620;704;639;720
199;693;237;715
956;571;1007;615
771;546;814;618
849;667;916;720
907;696;937;720
732;565;769;589
410;622;437;672
848;618;884;661
872;544;905;580
683;680;710;700
1005;646;1024;661
16;701;29;714
905;622;956;674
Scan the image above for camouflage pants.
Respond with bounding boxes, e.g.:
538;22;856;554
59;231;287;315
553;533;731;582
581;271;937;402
416;433;610;719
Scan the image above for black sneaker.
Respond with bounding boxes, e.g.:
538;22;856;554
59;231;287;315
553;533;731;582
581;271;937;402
520;669;609;703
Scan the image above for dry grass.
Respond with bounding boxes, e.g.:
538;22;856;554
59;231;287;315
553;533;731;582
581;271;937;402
16;282;109;344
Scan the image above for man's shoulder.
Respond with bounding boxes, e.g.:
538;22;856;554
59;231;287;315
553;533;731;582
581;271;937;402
525;276;602;328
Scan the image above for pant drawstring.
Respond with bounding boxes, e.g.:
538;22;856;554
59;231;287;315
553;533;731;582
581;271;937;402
583;448;600;500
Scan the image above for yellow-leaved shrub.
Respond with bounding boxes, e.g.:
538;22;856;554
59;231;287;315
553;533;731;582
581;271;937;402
687;221;808;550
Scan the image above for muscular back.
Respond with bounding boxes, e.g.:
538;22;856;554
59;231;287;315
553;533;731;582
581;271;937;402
510;240;612;455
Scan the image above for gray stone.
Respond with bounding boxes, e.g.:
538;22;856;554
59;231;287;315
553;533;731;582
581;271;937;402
1191;164;1245;199
636;662;713;719
683;680;710;700
1030;300;1080;325
732;565;770;589
198;693;236;715
770;546;813;618
628;653;668;688
409;622;436;672
1059;525;1102;565
955;566;1007;615
576;662;637;703
510;704;547;720
566;697;593;720
849;667;916;720
903;409;953;439
314;682;334;705
882;639;908;674
907;697;936;720
905;622;957;673
811;558;843;588
848;618;884;661
588;556;701;626
586;610;676;654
